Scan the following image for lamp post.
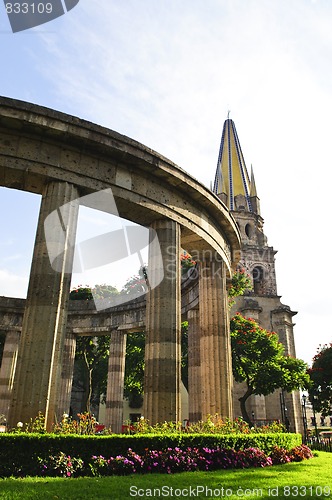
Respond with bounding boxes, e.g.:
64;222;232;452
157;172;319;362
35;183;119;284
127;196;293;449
302;394;308;443
312;396;319;441
284;406;290;432
280;391;286;423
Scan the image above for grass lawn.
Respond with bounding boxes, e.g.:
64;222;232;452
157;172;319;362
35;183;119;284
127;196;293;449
0;452;331;499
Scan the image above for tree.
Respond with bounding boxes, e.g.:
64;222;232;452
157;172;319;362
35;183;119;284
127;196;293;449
308;343;332;416
124;332;145;408
124;322;189;408
74;335;110;414
70;284;119;414
230;313;310;426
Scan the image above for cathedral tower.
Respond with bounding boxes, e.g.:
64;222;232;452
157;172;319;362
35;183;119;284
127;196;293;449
212;117;302;432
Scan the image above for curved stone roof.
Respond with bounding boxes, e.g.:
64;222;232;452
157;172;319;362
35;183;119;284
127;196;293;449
0;96;241;271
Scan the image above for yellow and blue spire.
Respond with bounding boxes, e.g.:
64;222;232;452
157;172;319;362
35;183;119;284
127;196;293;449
213;117;259;214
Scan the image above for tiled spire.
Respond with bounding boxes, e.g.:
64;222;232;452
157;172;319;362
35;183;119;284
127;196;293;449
213;118;257;213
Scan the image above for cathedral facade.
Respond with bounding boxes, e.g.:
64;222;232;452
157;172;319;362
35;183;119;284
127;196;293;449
213;118;303;433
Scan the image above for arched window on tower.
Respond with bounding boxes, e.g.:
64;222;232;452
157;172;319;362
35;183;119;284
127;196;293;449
252;266;264;294
245;223;253;239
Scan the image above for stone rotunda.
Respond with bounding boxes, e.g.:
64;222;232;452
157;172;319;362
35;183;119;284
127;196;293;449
0;97;241;432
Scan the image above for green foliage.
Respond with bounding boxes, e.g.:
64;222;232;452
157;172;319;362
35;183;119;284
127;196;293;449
186;415;285;435
121;266;148;295
22;412;46;434
52;412;107;435
308;343;332;416
124;332;145;407
127;415;285;435
180;251;196;274
228;268;253;307
231;314;285;394
124;322;189;405
69;286;93;300
92;284;120;299
124;417;183;434
69;284;119;301
69;285;117;412
281;355;311;393
230;314;310;425
9;412;108;436
38;451;84;477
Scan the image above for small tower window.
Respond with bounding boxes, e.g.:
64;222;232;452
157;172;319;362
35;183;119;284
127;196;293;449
253;266;264;294
245;223;253;238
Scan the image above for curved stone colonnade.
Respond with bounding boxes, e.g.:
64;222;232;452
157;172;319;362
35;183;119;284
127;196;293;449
0;97;240;431
0;274;195;431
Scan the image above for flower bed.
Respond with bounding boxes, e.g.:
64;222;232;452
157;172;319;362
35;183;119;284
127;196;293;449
38;444;313;477
0;430;311;477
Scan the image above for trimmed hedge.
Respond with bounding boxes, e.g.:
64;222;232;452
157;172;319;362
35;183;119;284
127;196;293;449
0;432;301;477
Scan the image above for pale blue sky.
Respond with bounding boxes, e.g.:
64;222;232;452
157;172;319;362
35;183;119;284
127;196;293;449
1;0;332;364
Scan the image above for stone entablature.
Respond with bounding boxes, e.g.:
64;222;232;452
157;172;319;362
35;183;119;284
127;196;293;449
0;270;199;334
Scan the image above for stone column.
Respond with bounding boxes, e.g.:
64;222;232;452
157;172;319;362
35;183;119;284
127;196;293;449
188;308;201;423
199;257;233;419
0;330;20;421
143;219;181;425
8;181;79;431
105;330;127;433
57;331;77;418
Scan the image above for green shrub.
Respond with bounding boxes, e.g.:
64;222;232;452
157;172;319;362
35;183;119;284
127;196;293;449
0;432;302;477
